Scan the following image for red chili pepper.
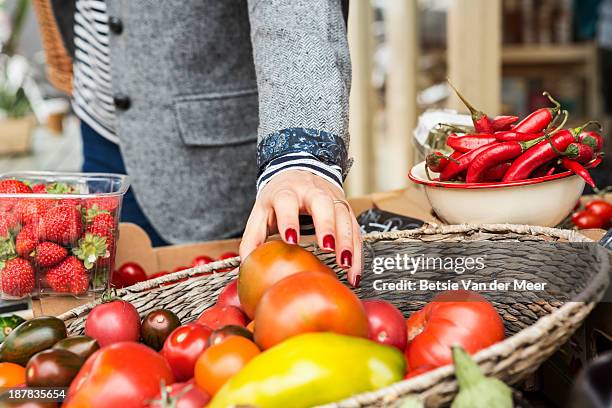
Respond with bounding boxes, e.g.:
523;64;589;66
579;131;604;152
447;81;493;133
561;157;596;188
439;143;497;181
495;131;544;142
426;151;462;173
531;160;557;178
466;137;544;183
545;166;556;176
564;143;594;164
503;111;574;181
491;115;519;131
481;162;512;182
512;92;561;134
447;133;497;153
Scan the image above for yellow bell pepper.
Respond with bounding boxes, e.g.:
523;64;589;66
207;332;405;408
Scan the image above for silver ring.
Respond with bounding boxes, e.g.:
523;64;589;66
332;199;352;212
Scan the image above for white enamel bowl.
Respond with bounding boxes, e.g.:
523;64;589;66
408;159;601;227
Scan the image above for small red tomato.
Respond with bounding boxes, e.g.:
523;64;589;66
197;305;247;330
191;255;214;267
217;279;242;310
149;379;210;408
572;211;604;229
112;262;147;288
585;200;612;225
362;299;407;351
84;300;141;347
161;323;212;382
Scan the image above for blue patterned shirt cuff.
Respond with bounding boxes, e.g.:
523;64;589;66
257;152;344;195
257;127;350;178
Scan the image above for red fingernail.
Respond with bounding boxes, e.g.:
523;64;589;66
323;235;335;251
285;228;298;244
353;274;361;288
341;250;352;268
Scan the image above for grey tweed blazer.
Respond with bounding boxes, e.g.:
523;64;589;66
91;0;351;243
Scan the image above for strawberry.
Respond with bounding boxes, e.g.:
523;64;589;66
94;225;114;254
13;199;51;225
40;204;83;245
0;212;18;237
0;258;35;297
33;242;68;268
32;184;48;194
88;212;115;231
0;180;32;194
73;233;108;269
0;180;32;212
46;256;89;294
85;197;119;213
15;223;38;258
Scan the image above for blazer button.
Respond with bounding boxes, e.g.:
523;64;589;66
113;94;131;110
108;16;123;34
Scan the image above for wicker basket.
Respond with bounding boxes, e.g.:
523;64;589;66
59;224;611;407
31;0;73;95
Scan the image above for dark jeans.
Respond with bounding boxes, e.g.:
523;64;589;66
80;122;168;246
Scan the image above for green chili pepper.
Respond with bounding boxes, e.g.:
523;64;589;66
0;314;25;343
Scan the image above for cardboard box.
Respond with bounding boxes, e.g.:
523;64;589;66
0;115;35;156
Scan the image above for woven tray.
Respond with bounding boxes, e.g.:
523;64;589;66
59;224;611;407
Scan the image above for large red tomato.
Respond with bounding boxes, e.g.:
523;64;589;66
362;299;407;351
64;342;174;408
84;300;141;347
238;240;336;318
254;271;368;349
160;323;212;382
196;305;247;329
405;290;504;370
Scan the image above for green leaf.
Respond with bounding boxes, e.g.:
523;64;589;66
73;233;108;270
451;347;512;408
0;237;16;261
46;182;73;194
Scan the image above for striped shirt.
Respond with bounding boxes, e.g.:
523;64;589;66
72;0;118;143
71;1;343;192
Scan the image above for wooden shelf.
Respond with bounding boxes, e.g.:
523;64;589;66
502;43;597;65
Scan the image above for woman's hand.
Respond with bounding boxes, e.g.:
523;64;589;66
240;169;362;287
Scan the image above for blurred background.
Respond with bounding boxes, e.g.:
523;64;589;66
0;0;610;196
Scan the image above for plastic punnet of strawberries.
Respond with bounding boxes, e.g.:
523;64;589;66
0;178;122;299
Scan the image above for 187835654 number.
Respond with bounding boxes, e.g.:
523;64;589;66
3;387;67;402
